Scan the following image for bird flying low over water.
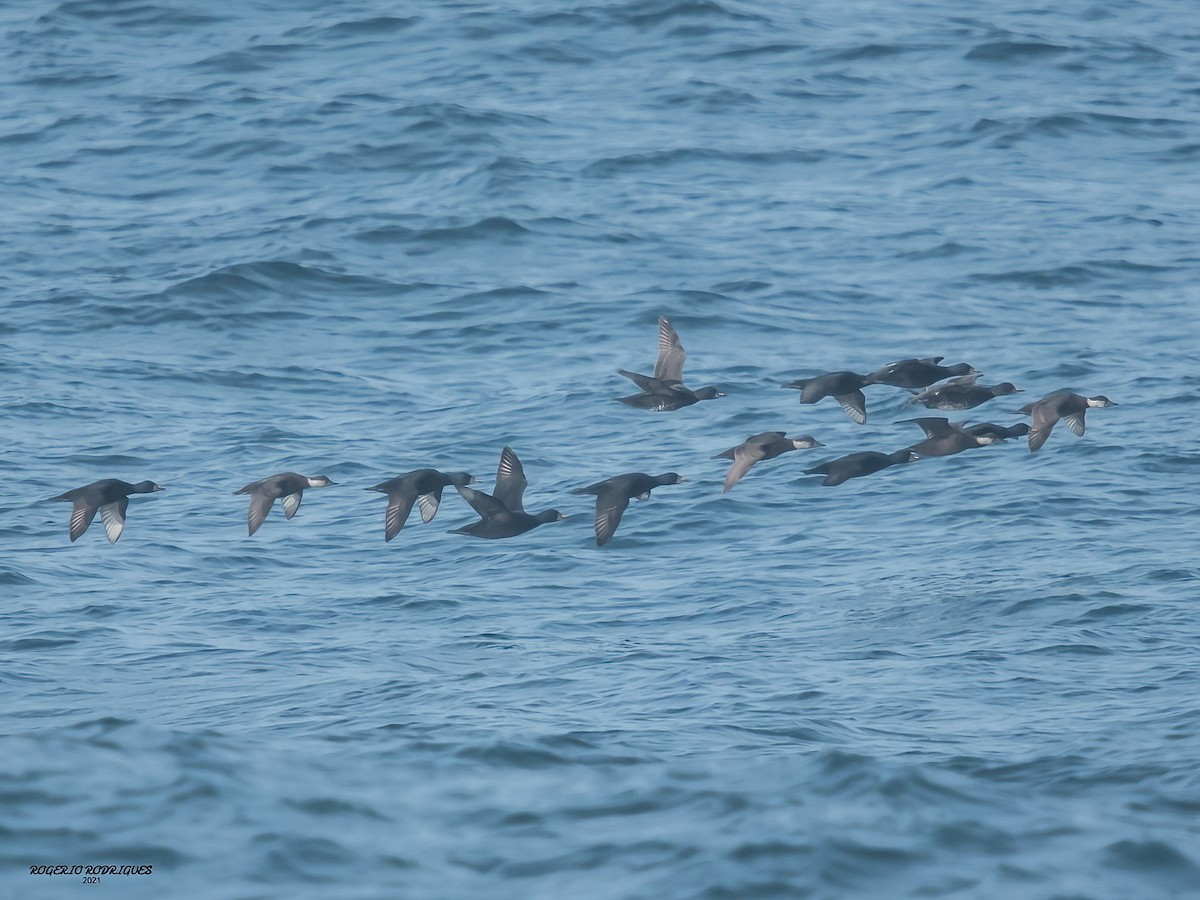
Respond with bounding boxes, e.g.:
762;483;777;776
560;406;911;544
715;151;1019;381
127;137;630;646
452;447;566;539
864;356;980;389
366;469;478;541
805;449;916;486
910;375;1022;411
714;432;824;492
618;316;725;410
902;418;999;458
783;371;871;424
52;479;164;543
572;472;684;546
1020;391;1117;452
235;472;336;536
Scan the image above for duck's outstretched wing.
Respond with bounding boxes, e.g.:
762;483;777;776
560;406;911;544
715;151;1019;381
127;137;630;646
456;485;510;519
836;390;867;424
98;498;128;544
592;489;631;546
618;369;664;393
417;487;444;524
1027;405;1060;452
722;443;767;492
247;492;274;536
902;417;957;440
281;491;304;520
654;316;687;383
69;501;99;542
493;446;528;512
383;490;418;542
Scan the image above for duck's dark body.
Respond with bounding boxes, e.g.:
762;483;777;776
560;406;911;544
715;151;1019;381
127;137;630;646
1020;391;1117;452
452;447;564;539
52;478;164;543
451;501;562;539
235;471;335;536
714;432;823;492
618;316;724;411
911;376;1021;411
903;418;998;458
783;371;870;424
572;472;683;546
805;450;914;486
865;357;978;389
367;469;476;541
963;422;1030;441
236;472;310;499
617;378;723;411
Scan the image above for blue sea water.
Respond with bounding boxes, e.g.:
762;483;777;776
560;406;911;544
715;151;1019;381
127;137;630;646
3;0;1200;896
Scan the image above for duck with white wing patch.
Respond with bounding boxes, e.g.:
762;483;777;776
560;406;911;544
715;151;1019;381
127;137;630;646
714;432;824;492
782;371;871;424
366;468;478;542
902;418;999;458
572;472;684;546
235;472;336;536
1020;391;1117;452
52;479;165;543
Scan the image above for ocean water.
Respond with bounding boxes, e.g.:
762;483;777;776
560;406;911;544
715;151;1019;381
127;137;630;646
3;0;1199;896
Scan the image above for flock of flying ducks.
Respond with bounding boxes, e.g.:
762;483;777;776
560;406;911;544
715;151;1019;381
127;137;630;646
51;317;1117;547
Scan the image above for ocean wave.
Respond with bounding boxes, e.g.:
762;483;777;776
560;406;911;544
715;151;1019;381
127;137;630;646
357;216;532;245
603;0;772;30
965;39;1070;62
583;147;832;176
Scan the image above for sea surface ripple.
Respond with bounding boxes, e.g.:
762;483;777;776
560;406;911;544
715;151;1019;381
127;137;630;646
2;0;1199;897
